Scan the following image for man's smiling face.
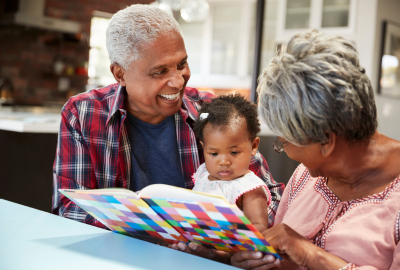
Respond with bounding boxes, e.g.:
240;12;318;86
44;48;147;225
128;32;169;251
116;31;191;125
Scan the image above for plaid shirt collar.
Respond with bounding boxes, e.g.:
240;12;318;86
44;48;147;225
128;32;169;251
106;84;126;126
106;84;198;126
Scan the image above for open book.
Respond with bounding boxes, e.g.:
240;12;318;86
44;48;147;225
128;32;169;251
59;184;281;259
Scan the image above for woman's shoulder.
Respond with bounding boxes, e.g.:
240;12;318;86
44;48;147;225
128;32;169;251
283;164;320;208
288;164;315;190
291;164;308;178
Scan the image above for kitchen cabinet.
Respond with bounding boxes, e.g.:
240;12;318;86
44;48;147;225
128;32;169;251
0;130;57;213
0;109;60;212
276;0;358;42
180;0;280;91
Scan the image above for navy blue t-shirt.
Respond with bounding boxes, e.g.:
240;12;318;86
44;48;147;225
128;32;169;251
126;112;186;192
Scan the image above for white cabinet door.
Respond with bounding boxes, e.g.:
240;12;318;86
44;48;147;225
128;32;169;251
284;0;312;30
181;0;280;91
276;0;358;42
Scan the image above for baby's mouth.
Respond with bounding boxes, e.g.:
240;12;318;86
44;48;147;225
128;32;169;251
218;170;233;177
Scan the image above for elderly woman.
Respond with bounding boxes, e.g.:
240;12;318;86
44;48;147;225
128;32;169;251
230;29;400;269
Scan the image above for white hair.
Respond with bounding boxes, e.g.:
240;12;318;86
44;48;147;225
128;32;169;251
106;4;183;70
257;29;377;145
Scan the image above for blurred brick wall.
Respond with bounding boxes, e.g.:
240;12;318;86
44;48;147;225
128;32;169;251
0;0;151;105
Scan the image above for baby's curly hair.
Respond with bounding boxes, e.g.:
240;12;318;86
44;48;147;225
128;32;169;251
194;94;261;142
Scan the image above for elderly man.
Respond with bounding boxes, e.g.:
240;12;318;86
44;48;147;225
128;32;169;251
52;4;283;248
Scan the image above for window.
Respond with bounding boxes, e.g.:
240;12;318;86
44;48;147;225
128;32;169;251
178;0;278;95
88;12;116;89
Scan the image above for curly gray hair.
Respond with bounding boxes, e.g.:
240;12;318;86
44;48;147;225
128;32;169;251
106;4;183;70
257;29;377;146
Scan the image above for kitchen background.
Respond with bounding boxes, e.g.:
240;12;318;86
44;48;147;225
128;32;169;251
1;0;400;212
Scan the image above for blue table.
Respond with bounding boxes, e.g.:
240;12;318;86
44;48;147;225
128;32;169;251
0;199;237;270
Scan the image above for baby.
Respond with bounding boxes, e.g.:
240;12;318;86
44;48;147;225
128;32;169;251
192;94;271;232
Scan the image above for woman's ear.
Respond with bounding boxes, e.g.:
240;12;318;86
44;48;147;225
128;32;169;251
251;137;260;156
320;132;336;157
200;141;204;147
110;64;126;86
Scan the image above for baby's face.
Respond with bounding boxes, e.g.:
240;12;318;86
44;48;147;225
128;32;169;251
201;124;259;181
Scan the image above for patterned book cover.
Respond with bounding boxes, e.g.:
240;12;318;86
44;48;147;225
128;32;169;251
59;189;188;245
143;197;280;258
59;188;281;259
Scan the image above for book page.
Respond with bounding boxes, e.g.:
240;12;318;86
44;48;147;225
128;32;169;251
138;184;231;205
61;188;140;198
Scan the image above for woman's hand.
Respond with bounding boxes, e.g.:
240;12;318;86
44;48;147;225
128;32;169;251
230;251;281;270
263;223;314;267
263;223;348;270
170;242;232;264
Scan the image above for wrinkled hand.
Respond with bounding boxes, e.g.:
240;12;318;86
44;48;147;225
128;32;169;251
170;242;232;264
263;223;316;267
230;251;281;270
171;242;281;269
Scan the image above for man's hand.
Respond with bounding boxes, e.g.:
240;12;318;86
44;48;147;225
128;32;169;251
230;251;281;270
170;242;232;264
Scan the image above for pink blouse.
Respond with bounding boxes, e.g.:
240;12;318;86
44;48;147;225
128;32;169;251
275;164;400;270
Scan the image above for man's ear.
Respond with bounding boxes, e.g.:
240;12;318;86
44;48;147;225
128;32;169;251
200;141;204;147
251;137;260;156
110;64;126;86
320;132;336;157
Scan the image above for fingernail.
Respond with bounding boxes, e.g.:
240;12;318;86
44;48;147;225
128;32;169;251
178;242;186;251
255;252;263;258
263;255;274;262
188;242;197;250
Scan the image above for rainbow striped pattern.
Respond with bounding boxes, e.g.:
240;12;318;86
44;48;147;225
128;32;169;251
59;189;281;259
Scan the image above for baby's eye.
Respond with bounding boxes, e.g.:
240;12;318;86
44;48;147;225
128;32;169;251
210;152;218;157
230;151;239;155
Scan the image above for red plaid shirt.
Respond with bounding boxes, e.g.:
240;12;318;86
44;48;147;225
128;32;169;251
52;84;284;228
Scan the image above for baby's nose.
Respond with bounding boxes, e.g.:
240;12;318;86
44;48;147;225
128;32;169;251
219;159;231;166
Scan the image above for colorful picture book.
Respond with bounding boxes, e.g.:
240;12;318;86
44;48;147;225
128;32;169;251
59;184;281;259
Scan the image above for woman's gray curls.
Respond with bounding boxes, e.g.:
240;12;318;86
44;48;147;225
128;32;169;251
106;4;183;70
257;29;377;145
